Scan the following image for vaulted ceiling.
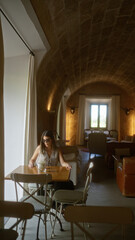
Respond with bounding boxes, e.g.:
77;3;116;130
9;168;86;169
30;0;135;112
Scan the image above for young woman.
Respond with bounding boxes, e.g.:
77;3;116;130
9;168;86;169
28;130;71;169
28;130;74;192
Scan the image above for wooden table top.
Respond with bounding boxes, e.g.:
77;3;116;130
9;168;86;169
5;165;70;182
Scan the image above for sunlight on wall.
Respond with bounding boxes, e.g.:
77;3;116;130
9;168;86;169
66;108;77;145
132;112;135;135
47;94;53;111
47;86;57;111
123;112;135;137
66;109;70;144
129;114;133;135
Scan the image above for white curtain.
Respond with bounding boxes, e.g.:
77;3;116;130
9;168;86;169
85;99;90;129
110;95;120;130
24;54;37;164
0;18;4;228
0;18;4;204
76;95;85;145
110;95;120;138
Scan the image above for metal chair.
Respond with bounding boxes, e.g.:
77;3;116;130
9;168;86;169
52;162;94;225
0;200;34;240
11;173;53;240
64;205;133;240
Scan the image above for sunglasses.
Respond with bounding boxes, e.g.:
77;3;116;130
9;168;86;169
43;138;51;143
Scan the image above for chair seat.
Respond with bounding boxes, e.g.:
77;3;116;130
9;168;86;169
20;196;52;212
53;190;83;204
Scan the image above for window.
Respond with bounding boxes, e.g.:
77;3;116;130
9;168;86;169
90;104;108;129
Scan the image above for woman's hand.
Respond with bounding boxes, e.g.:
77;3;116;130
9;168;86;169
59;150;72;169
28;159;35;168
63;162;72;169
28;146;40;168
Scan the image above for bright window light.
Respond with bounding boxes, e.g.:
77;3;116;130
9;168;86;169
90;104;107;129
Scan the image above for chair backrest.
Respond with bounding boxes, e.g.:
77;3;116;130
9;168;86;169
109;129;118;140
88;132;107;156
0;229;18;240
0;200;34;240
0;200;34;219
83;162;94;203
64;205;133;240
86;162;94;176
11;173;52;202
11;173;52;184
123;156;135;174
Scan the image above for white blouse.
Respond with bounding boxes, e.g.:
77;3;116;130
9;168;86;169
36;148;59;166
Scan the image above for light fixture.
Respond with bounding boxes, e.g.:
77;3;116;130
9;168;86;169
121;107;134;115
70;107;75;114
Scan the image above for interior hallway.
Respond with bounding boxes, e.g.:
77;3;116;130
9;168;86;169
6;149;135;239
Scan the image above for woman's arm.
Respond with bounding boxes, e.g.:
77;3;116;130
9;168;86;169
59;150;71;169
28;145;40;168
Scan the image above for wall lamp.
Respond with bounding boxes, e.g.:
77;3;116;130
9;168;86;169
121;107;134;115
68;106;78;114
70;107;75;114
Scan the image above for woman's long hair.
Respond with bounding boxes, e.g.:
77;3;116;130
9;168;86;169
40;130;56;154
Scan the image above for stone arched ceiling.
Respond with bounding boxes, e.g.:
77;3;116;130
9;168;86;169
30;0;135;111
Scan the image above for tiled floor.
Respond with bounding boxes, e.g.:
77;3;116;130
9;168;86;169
6;150;135;239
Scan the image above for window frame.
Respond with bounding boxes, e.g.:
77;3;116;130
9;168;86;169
90;103;108;130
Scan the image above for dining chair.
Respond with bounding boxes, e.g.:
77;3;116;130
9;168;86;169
52;162;94;224
109;129;118;141
0;200;34;240
11;173;53;240
64;205;133;240
0;229;18;240
88;132;107;159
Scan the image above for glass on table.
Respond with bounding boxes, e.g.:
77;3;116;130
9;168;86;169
37;162;45;172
